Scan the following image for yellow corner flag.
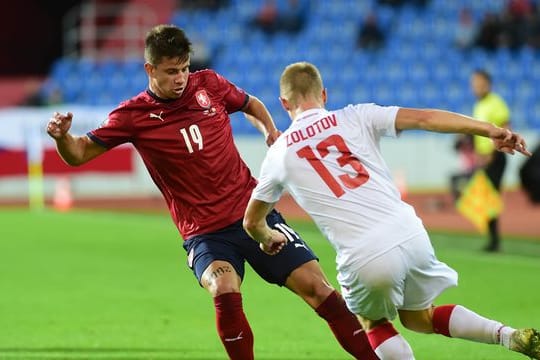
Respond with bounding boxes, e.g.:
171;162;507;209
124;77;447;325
456;170;503;234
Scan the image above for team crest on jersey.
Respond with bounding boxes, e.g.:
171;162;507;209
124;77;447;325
195;90;211;109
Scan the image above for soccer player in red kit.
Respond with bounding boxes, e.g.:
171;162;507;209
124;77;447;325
46;25;378;360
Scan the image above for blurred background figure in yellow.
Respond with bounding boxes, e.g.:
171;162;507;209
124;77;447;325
470;69;510;252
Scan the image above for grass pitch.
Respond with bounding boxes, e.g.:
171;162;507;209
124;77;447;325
1;208;539;359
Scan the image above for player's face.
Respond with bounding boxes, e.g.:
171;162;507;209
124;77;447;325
146;56;190;99
470;74;490;99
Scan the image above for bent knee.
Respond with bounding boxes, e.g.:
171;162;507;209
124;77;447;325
201;262;241;297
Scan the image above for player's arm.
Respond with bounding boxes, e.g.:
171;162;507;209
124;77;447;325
46;111;107;166
242;95;281;146
395;108;531;156
243;198;287;255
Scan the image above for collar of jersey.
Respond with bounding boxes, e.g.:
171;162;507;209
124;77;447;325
146;88;179;103
294;108;329;122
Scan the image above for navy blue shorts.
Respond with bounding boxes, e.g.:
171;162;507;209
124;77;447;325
182;210;318;286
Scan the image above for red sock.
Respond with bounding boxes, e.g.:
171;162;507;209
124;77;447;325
214;292;254;360
367;322;399;350
432;304;457;337
316;291;379;360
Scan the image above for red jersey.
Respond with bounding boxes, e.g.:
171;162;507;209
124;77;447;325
88;70;257;239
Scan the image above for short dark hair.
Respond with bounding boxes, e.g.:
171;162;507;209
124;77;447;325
473;68;492;84
144;25;192;66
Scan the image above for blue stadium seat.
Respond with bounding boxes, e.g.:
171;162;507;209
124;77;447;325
351;85;371;104
76;58;98;78
50;58;78;83
40;0;540;133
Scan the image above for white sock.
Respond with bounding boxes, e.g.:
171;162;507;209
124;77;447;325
449;305;515;346
374;334;415;360
498;326;516;349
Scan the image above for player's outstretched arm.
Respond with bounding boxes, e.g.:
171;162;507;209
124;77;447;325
46;112;107;166
395;108;531;156
242;95;281;146
243;198;287;255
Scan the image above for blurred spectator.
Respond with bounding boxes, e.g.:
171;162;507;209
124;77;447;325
498;8;526;49
178;0;230;11
407;0;430;7
378;0;429;8
278;0;308;34
506;0;534;19
469;69;510;252
473;1;537;50
251;0;280;35
525;7;540;48
357;14;385;50
454;8;477;50
474;12;502;51
378;0;404;6
250;0;307;36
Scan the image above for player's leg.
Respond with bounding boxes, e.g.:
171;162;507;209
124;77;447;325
340;246;416;359
284;260;378;359
398;231;540;359
242;210;378;359
184;232;254;360
361;318;414;360
398;306;540;359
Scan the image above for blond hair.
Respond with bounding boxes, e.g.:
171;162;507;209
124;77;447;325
280;62;324;106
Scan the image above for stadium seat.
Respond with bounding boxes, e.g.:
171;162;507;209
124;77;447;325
49;58;78;83
41;0;538;132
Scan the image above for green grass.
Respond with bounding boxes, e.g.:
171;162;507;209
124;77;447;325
1;209;539;359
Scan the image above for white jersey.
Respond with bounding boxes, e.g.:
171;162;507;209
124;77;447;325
251;104;426;272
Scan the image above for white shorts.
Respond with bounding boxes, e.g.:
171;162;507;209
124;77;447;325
337;231;458;321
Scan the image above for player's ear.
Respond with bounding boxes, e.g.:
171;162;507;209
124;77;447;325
144;62;155;77
322;88;328;105
279;96;290;111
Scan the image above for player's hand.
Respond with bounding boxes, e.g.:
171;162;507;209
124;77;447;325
46;112;73;140
490;128;531;156
260;229;287;255
265;129;282;147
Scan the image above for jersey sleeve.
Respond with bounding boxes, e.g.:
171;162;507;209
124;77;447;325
87;106;134;149
210;71;249;114
251;146;285;204
474;94;511;155
352;103;400;138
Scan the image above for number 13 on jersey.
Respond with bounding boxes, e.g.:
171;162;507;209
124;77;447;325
296;134;369;197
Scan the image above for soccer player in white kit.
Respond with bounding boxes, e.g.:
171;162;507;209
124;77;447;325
243;61;539;360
